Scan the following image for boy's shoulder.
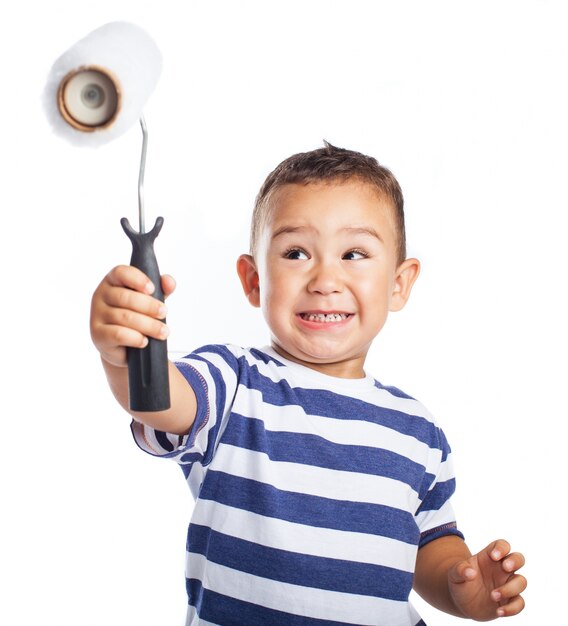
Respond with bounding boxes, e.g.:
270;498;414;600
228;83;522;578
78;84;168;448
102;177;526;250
188;343;281;370
186;344;434;415
179;344;449;450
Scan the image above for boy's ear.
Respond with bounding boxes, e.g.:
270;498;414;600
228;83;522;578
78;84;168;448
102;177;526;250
390;258;420;312
236;254;261;308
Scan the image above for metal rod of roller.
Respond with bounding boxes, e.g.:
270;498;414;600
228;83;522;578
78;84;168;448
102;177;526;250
138;116;148;233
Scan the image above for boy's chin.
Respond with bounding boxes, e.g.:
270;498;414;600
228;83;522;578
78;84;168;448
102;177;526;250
271;342;367;378
272;341;337;363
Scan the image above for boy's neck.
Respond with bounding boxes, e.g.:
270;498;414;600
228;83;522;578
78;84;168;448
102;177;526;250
270;342;367;379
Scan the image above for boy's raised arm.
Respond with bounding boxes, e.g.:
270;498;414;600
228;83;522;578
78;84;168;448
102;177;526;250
90;265;196;436
414;535;526;620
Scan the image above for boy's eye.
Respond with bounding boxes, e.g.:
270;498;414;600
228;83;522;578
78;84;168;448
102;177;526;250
343;249;368;260
284;248;309;260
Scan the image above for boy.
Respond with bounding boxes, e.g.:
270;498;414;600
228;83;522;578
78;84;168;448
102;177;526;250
91;143;526;625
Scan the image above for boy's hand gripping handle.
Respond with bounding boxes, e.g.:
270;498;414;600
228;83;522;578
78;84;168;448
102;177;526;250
121;216;171;412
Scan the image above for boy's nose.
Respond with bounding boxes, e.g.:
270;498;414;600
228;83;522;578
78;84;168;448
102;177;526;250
307;263;343;295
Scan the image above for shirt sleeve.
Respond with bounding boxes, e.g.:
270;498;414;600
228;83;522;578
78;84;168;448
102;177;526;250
130;344;240;468
415;427;465;548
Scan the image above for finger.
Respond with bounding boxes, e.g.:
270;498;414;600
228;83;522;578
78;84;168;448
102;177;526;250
95;325;147;368
496;594;525;618
106;264;156;294
103;325;149;351
104;285;167;320
488;539;511;562
493;573;528;603
105;308;170;341
501;552;526;573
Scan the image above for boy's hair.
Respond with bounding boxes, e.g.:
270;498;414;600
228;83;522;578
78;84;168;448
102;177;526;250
250;141;406;264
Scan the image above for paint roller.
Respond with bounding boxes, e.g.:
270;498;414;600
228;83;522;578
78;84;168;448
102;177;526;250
44;21;170;412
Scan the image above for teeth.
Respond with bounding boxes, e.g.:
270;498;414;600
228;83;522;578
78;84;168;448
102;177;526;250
301;313;349;322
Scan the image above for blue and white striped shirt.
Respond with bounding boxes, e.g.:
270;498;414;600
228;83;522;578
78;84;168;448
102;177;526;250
132;344;463;626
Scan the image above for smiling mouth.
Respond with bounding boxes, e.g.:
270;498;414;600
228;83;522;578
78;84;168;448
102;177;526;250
299;312;352;323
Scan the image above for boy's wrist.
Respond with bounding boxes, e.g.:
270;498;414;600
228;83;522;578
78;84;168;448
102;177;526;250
414;536;472;618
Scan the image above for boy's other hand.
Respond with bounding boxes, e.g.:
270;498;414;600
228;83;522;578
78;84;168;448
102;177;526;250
449;539;526;620
90;265;176;368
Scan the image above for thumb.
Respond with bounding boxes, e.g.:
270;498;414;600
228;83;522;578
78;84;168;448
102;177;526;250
448;558;478;585
161;274;176;299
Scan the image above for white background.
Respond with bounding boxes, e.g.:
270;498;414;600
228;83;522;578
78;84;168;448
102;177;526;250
1;1;565;624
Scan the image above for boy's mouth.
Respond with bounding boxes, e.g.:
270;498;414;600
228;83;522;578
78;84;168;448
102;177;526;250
298;312;352;323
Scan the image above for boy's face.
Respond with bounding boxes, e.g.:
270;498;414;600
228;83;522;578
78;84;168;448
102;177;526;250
237;180;419;378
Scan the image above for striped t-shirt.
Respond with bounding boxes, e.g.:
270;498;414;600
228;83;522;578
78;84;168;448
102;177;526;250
132;344;463;626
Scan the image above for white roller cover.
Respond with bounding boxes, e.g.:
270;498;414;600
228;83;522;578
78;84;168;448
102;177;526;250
43;21;162;147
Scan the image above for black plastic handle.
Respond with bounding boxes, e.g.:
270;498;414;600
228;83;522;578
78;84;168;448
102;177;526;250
121;216;171;412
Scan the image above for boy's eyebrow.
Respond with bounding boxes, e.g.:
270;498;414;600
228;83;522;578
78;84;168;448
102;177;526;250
271;225;384;242
271;225;313;240
341;226;384;242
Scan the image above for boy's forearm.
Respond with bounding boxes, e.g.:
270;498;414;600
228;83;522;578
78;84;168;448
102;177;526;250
413;535;471;617
102;358;196;435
